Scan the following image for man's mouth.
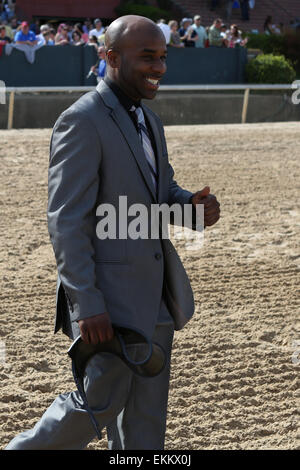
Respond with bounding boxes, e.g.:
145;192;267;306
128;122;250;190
145;77;160;89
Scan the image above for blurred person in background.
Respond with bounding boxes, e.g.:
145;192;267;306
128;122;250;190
1;0;15;22
55;23;70;45
168;20;184;48
179;17;197;47
208;18;227;47
14;21;37;46
240;0;250;21
226;24;248;47
86;34;99;50
220;23;227;39
83;18;92;35
0;23;11;43
263;16;281;34
89;18;104;39
48;28;56;44
2;21;13;40
29;18;40;35
72;30;84;46
97;28;106;46
66;22;74;42
36;24;50;45
7;15;18;37
226;0;234;20
74;23;89;43
43;29;55;46
89;45;106;82
190;15;207;48
157;19;170;45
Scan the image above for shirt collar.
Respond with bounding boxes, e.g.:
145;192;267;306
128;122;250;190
104;76;141;113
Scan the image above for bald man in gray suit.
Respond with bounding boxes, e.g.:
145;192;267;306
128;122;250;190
6;15;220;450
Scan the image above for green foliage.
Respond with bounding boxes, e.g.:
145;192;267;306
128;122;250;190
246;33;285;55
115;2;170;22
246;54;296;83
246;32;300;76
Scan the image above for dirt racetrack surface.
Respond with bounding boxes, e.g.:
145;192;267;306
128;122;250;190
0;122;299;450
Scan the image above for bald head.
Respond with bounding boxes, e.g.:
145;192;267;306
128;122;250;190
105;15;165;51
104;15;167;102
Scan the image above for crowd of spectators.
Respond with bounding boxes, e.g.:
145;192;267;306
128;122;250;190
159;16;249;49
0;4;297;69
0;6;288;52
0;15;108;50
0;11;254;75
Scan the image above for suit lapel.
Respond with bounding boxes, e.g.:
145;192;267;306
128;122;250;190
96;81;157;202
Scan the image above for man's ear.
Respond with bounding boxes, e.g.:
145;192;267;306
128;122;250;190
106;49;120;69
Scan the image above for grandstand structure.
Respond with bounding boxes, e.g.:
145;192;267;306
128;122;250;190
171;0;300;32
15;0;119;22
13;1;300;32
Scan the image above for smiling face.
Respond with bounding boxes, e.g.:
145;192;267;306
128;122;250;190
106;18;167;102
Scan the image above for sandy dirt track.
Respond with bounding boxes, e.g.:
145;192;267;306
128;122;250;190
0;122;299;450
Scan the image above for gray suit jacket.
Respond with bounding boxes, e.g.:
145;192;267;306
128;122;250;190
48;80;194;341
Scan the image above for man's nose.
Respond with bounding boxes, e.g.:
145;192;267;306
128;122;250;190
151;58;167;76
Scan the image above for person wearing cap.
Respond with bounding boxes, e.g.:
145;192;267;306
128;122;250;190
179;17;197;47
36;24;50;45
14;21;37;46
89;18;105;39
190;15;207;48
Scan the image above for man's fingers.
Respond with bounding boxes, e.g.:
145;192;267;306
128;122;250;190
205;213;220;226
78;313;114;344
204;205;220;217
79;323;90;344
192;188;210;205
195;195;217;208
197;186;210;199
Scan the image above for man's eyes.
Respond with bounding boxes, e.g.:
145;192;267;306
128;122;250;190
142;55;167;61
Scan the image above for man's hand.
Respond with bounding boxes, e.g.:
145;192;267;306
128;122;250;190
191;186;220;228
78;312;114;344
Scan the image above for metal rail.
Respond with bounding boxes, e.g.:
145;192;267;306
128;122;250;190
2;83;300;129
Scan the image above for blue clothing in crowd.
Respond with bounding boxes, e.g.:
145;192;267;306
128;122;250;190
98;59;106;78
14;30;36;42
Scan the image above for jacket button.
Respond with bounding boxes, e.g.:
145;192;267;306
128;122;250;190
155;253;162;260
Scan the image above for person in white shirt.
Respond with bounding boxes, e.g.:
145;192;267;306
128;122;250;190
89;18;105;39
157;19;171;45
190;15;207;48
36;24;50;45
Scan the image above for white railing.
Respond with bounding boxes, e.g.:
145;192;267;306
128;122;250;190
3;83;300;129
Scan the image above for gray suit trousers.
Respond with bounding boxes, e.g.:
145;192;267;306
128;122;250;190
5;300;174;450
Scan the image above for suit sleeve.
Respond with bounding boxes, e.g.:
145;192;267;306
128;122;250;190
156;117;198;229
47;108;107;322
